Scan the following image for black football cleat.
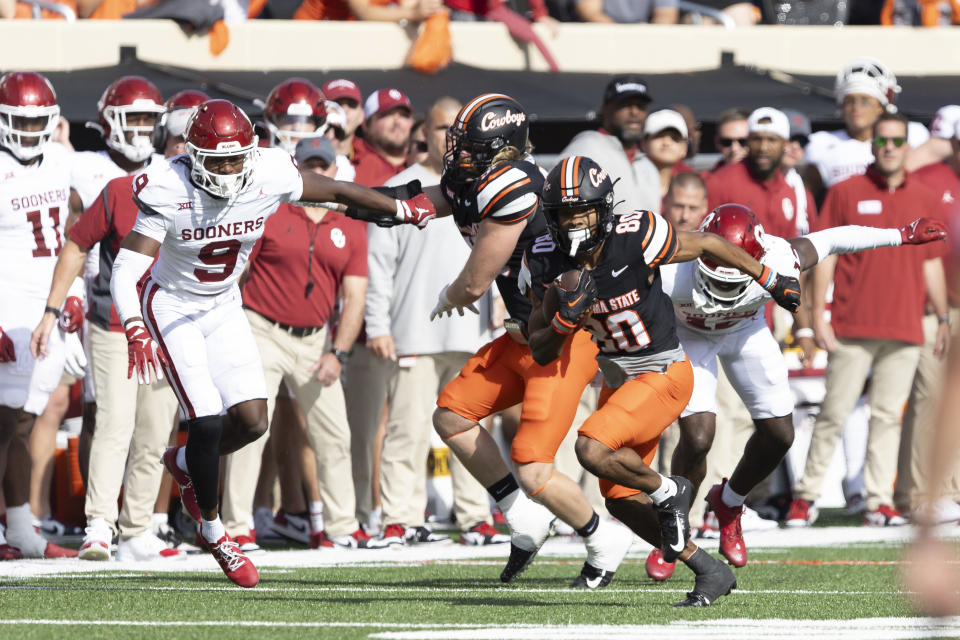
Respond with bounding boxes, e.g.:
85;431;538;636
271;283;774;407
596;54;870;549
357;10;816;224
500;542;538;583
654;476;693;563
673;554;737;607
570;561;615;589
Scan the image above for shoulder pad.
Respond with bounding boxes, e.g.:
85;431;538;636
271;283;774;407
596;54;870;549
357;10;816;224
475;160;543;222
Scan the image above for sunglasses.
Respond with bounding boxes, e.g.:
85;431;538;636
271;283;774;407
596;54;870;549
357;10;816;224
718;137;748;148
873;136;906;148
408;140;428;154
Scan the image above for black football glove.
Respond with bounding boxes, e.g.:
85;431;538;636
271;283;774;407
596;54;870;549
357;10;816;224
553;270;598;333
757;266;801;313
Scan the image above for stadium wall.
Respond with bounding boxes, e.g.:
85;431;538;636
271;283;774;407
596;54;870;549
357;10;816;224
2;21;960;75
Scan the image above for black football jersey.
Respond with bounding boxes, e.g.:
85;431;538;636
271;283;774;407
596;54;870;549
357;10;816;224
441;159;548;321
521;210;681;358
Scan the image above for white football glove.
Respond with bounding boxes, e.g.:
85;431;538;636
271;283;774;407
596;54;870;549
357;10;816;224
430;284;479;321
63;331;87;379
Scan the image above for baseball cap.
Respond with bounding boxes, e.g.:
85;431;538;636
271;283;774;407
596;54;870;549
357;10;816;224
748;107;790;140
603;74;652;105
643;109;688;138
165;107;195;138
781;108;811;142
322;78;362;104
364;88;413;120
294;136;336;166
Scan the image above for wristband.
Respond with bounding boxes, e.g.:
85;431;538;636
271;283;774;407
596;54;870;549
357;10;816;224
331;348;351;364
551;313;577;336
794;328;815;339
44;306;61;319
756;265;776;290
938;313;952;327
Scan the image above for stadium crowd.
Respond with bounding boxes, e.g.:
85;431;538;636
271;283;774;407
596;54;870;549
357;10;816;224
0;51;957;602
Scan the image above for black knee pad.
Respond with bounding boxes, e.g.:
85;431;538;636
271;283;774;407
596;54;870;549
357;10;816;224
185;415;223;512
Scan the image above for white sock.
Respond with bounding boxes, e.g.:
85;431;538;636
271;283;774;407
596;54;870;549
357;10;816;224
201;517;226;544
648;475;678;506
6;503;34;533
722;482;746;509
309;501;324;533
176;446;188;473
152;512;168;526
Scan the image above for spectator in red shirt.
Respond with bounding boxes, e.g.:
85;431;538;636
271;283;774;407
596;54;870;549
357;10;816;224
705;108;750;177
896;119;960;517
787;112;950;528
706;107;814;240
237;136;370;549
352;88;413;187
322;78;364;182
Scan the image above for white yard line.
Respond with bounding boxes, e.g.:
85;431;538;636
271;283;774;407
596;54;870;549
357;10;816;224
0;617;956;640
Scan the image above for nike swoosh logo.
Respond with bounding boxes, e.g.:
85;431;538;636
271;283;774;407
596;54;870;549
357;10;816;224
567;293;584;307
669;514;684;552
612;266;628;277
416;207;430;214
585;576;602;588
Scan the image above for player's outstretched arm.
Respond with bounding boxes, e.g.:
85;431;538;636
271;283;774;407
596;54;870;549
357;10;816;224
298;171;441;228
671;230;801;312
31;239;89;358
790;217;947;271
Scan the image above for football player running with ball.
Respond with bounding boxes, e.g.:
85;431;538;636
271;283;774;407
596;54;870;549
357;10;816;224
519;156;802;607
109;99;435;587
349;94;636;588
647;204;947;579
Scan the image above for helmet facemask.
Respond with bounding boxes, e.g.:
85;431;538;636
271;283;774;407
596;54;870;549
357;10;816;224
545;193;614;257
103;101;164;162
694;259;753;306
188;140;257;200
443;127;504;190
267;106;326;155
0;105;59;161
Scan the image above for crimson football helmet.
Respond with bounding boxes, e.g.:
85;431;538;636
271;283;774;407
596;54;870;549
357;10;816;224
696;204;766;306
97;76;164;163
186;99;258;200
0;71;60;162
154;89;211;151
263;78;327;154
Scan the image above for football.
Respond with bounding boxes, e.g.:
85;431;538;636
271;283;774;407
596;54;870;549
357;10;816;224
541;269;584;321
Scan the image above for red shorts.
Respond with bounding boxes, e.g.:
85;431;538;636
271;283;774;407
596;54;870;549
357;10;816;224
578;357;694;500
437;331;598;464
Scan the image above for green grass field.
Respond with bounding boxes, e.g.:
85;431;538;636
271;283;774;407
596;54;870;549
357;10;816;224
2;535;957;640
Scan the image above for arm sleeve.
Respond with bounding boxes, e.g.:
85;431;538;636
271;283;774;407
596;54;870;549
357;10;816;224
67;186;112;250
804;225;902;265
639;211;679;267
110;248;155;326
363;225;398;339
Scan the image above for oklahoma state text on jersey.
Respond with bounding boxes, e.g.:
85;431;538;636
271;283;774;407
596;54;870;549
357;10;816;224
442;158;548;322
520;210;681;358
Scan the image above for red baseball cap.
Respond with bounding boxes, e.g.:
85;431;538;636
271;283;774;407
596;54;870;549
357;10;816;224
322;78;362;104
364;88;413;119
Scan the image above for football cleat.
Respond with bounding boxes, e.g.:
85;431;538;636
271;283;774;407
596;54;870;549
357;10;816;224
645;548;676;582
697;509;720;539
863;505;908;527
269;509;311;545
37;515;84;541
571;562;615;589
116;531;186;561
574;518;634;588
654;476;693;563
706;479;747;567
204;535;259;588
498;489;556;582
785;498;818;528
314;527;371;549
233;534;261;553
406;525;451;545
460;522;510;546
0;544;22;561
39;542;79;558
367;523;407;549
673;553;737;607
162;447;201;523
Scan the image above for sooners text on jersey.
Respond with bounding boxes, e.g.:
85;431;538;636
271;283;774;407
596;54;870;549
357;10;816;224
521;210;680;358
130;147;303;296
0;143;71;299
661;234;801;334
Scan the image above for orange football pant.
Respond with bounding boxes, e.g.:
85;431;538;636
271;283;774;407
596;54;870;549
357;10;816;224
437;330;599;464
578;357;694;500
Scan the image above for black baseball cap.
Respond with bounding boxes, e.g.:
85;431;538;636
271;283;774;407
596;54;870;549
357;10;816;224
603;74;653;105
